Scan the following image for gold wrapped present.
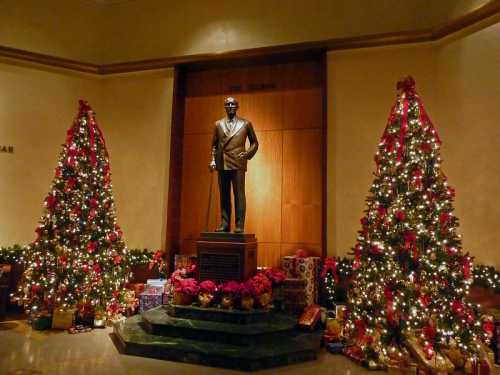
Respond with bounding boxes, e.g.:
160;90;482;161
51;308;76;329
405;336;454;374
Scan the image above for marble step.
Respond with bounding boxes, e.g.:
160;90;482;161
165;303;271;324
142;306;297;346
113;314;321;371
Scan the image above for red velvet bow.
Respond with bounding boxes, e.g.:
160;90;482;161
320;257;339;283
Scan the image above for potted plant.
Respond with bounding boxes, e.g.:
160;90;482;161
198;280;217;308
251;273;273;309
173;278;199;305
239;281;255;310
219;281;240;309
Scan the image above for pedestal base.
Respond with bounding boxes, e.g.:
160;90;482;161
113;306;321;371
196;232;257;283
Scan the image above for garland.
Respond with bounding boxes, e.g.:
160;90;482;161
321;257;500;306
1;246;499;294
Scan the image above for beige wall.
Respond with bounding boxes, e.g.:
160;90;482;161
0;0;103;63
433;23;500;268
1;0;492;64
0;63;102;245
0;64;174;251
327;22;500;267
99;71;174;250
0;3;498;267
98;0;435;63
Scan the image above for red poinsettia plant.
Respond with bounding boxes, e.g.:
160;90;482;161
148;249;168;277
250;273;272;297
170;264;197;283
239;280;256;298
220;281;240;295
174;278;199;296
263;267;286;286
199;280;217;295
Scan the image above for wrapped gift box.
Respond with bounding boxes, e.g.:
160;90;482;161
282;278;308;314
128;282;145;297
146;279;166;293
33;315;52;330
282;255;321;305
52;308;76;329
298;304;321;331
139;291;163;313
174;255;197;270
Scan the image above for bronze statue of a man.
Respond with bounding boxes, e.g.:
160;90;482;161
209;97;258;233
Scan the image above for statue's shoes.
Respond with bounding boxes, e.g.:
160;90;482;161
234;227;244;233
215;226;230;232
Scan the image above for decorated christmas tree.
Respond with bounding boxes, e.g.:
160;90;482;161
20;100;129;319
344;78;491;371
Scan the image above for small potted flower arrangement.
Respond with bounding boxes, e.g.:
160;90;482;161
239;280;255;310
263;267;286;307
219;281;240;309
251;273;273;309
198;280;217;308
263;267;286;286
173;278;199;305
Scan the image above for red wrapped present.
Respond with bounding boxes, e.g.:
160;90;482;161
298;304;321;331
282;251;321;305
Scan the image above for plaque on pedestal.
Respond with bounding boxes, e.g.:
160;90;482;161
196;232;257;283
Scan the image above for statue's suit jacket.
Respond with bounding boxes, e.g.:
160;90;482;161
211;116;258;171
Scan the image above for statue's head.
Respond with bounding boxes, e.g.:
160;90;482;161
224;97;239;118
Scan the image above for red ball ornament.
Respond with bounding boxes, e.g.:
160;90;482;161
66;177;77;189
419;293;431;307
394;210;406;221
370;244;383;255
113;255;122;265
483;321;494;337
420;142;432;153
450;300;464;316
108;232;117;243
423;343;435;360
82;264;89;273
439;212;452;224
86;241;98;253
446;187;456;198
89;198;98;209
377;206;388;217
31;284;41;294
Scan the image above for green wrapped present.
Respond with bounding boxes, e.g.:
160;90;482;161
33;316;52;330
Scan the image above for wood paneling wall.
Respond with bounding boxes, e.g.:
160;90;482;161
175;57;325;267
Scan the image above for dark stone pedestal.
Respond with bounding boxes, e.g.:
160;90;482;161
196;232;257;283
113;305;321;371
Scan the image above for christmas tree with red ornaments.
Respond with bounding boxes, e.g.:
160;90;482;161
344;77;492;371
20;100;129;319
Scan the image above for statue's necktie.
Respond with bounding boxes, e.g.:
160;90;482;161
227;120;233;133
